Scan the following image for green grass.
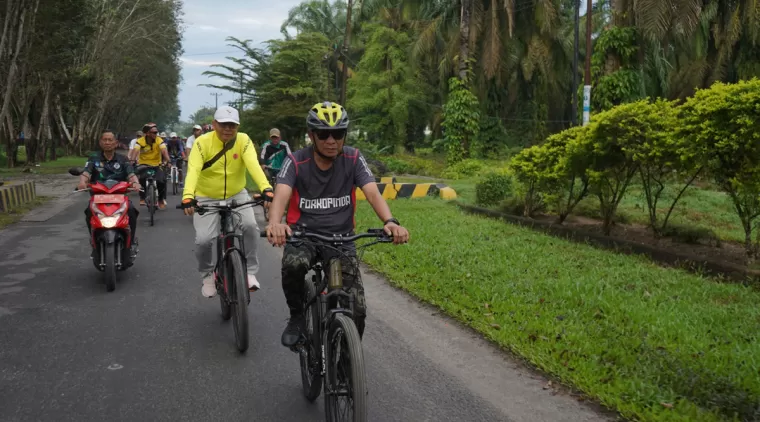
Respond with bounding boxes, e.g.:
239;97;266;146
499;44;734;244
355;198;760;422
0;155;88;175
0;197;51;229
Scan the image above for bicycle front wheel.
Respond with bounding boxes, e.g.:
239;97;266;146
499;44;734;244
172;169;177;195
227;251;249;353
301;278;323;401
146;184;155;226
324;314;367;422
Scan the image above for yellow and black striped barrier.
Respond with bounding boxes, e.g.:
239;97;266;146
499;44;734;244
356;183;456;201
0;181;36;212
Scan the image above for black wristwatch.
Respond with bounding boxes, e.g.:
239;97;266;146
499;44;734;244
384;217;400;226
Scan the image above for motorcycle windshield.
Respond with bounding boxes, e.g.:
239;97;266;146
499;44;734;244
103;179;120;189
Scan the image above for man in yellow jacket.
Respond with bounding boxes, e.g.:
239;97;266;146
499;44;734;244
132;122;171;208
181;106;273;298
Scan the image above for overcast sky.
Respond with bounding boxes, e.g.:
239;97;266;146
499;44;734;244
178;0;302;121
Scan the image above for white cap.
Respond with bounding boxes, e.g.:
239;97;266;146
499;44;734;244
192;124;202;130
214;106;240;124
160;132;167;137
170;132;177;138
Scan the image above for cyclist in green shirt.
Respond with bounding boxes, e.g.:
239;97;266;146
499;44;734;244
259;128;292;182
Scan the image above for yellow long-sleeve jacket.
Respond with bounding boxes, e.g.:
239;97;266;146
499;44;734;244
183;131;272;200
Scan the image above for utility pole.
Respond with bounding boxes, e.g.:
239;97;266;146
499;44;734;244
210;92;223;109
571;0;580;126
339;0;353;106
583;0;593;126
239;73;244;111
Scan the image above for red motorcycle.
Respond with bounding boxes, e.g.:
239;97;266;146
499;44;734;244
69;168;138;292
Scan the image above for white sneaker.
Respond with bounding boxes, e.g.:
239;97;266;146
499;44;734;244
201;273;216;298
248;274;260;291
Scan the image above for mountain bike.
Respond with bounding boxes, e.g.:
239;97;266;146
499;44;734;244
179;196;267;353
136;164;161;226
265;227;392;422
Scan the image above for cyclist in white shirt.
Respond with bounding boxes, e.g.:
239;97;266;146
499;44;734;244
128;131;143;162
185;124;202;150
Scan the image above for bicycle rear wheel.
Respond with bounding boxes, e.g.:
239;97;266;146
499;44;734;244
300;278;323;401
227;251;249;353
324;314;367;422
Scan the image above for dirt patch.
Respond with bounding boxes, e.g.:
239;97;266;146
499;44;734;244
454;202;760;284
0;173;75;198
531;213;749;268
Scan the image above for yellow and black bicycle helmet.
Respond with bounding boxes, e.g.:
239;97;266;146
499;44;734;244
306;101;350;130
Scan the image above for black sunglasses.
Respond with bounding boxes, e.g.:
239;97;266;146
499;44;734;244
314;129;346;141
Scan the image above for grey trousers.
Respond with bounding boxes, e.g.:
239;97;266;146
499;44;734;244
193;189;260;277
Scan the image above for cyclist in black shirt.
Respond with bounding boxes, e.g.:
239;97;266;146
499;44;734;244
265;102;410;347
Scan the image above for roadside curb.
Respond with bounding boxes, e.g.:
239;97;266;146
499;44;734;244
0;181;36;212
452;201;760;284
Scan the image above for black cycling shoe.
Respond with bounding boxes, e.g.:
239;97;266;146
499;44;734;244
281;314;306;347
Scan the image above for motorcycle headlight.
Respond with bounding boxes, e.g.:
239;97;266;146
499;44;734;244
100;216;119;228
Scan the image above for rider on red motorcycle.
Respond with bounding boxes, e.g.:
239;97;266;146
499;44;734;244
78;129;141;244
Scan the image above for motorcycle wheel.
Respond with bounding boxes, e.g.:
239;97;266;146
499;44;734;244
103;242;116;292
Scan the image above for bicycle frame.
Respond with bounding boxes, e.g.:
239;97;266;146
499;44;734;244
215;204;249;302
306;260;356;379
137;166;159;196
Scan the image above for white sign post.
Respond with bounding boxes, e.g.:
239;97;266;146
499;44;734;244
582;85;591;126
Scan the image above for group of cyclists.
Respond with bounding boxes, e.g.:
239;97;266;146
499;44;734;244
80;101;410;348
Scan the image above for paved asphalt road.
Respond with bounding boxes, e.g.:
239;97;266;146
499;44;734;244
0;189;613;422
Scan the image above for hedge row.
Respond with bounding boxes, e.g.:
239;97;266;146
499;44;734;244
476;78;760;257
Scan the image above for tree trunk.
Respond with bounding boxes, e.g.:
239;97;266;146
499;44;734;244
0;0;15;60
35;82;51;163
5;114;16;168
0;4;28;154
54;97;73;144
458;0;472;80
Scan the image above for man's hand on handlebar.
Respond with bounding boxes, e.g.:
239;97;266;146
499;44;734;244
129;181;141;192
266;223;292;247
383;222;409;245
181;198;196;216
252;188;274;209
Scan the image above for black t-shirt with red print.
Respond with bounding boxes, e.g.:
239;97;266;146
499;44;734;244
277;146;375;234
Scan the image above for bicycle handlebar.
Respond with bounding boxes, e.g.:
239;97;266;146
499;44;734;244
259;228;393;244
175;198;266;213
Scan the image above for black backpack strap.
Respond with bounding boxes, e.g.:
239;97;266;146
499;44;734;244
201;136;236;171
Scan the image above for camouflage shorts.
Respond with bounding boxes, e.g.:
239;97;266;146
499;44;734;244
282;241;366;326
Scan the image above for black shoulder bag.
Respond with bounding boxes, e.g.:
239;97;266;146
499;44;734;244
201;136;237;171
